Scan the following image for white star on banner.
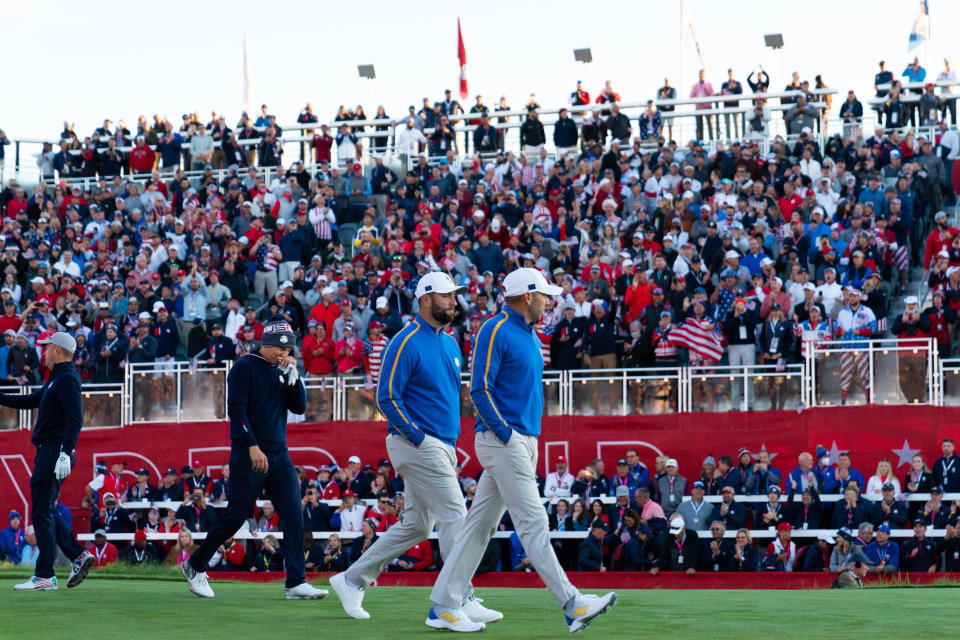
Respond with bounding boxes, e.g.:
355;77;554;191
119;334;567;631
828;441;841;466
891;439;921;468
751;444;778;462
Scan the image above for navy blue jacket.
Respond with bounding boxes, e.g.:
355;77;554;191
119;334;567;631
227;349;306;453
0;361;82;453
154;318;180;358
582;313;616;357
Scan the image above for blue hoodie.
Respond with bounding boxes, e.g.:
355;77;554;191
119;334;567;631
0;511;24;564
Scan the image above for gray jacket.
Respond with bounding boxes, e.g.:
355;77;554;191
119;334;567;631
656;474;687;516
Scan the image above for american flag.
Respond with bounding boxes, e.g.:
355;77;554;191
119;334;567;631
668;318;723;362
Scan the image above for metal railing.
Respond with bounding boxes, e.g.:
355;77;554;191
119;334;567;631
5;339;960;431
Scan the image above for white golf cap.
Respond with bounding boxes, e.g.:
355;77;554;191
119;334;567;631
415;272;467;299
153;301;166;313
38;331;76;354
138;311;152;320
666;458;678;467
725;250;740;260
668;515;686;534
818;532;836;544
375;296;389;309
905;295;919;305
803;282;816;291
348;455;361;464
502;268;562;297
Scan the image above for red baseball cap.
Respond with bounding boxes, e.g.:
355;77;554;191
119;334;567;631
134;529;148;541
192;460;202;468
777;522;792;532
555;455;568;463
343;489;356;497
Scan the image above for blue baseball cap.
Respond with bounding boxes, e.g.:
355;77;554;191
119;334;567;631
876;524;891;534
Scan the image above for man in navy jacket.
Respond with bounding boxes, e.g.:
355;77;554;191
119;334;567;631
180;317;326;601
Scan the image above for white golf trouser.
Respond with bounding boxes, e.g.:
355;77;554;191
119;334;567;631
344;434;473;596
431;430;579;609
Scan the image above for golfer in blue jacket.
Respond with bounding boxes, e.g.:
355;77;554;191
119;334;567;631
181;317;327;601
430;268;617;633
330;272;500;631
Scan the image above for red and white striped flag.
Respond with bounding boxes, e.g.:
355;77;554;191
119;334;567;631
669;318;723;363
457;18;468;99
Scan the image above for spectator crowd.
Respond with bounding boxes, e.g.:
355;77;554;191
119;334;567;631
3;437;959;575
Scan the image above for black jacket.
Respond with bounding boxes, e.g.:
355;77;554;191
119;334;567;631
653;530;699;571
520;117;546;147
553;118;580;147
0;361;82;453
699;537;734;571
175;502;217;532
727;544;759;571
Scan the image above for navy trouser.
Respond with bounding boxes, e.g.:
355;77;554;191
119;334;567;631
190;446;305;588
31;444;85;579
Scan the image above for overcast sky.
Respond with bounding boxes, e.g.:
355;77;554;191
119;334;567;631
1;0;955;143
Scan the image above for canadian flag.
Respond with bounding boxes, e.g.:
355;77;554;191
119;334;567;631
457;18;468;99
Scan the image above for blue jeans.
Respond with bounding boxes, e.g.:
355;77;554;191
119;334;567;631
31;444;85;578
190;446;305;588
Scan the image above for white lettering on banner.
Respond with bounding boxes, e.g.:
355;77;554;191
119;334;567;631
0;455;30;526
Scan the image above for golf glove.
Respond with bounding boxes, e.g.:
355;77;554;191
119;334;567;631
54;452;71;481
282;363;299;386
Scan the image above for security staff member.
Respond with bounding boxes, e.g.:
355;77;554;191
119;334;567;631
430;268;617;634
330;271;498;628
3;332;94;591
180;317;327;601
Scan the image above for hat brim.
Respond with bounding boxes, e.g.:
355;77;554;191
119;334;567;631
416;283;467;299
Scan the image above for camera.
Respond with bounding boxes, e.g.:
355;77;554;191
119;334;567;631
191;494;201;502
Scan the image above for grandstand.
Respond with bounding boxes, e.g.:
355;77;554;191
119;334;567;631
3;54;960;597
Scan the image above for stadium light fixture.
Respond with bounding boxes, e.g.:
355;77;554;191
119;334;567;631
763;34;784;50
573;48;593;63
357;65;376;79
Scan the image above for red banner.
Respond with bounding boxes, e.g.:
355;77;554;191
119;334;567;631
1;406;958;521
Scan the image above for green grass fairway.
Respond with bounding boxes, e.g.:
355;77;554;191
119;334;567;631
1;573;958;640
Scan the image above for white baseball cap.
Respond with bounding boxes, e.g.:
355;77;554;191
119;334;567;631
348;455;361;464
668;515;686;534
415;272;467;299
502;268;562;297
725;250;740;260
38;331;76;354
153;301;166;313
375;296;389;309
666;458;678;467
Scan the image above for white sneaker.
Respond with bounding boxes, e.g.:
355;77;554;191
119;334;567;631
564;592;618;633
330;572;370;619
425;606;485;632
67;551;94;588
285;582;329;599
462;595;503;623
13;576;57;591
180;560;214;598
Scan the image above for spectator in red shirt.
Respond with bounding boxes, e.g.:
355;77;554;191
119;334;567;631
129;135;155;174
310;124;333;163
334;323;363;374
87;529;118;568
391;540;434;571
0;300;21;334
309;286;341;335
303;320;336;376
778;181;803;220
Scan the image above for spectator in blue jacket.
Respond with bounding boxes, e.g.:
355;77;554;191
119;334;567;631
625;449;650;489
711;486;745;530
824;452;866;494
0;510;25;564
608;459;640;497
857;175;886;211
864;524;899;573
471;230;503;275
577;520;612;571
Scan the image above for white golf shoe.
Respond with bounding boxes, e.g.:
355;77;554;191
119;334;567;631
330;572;370;619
